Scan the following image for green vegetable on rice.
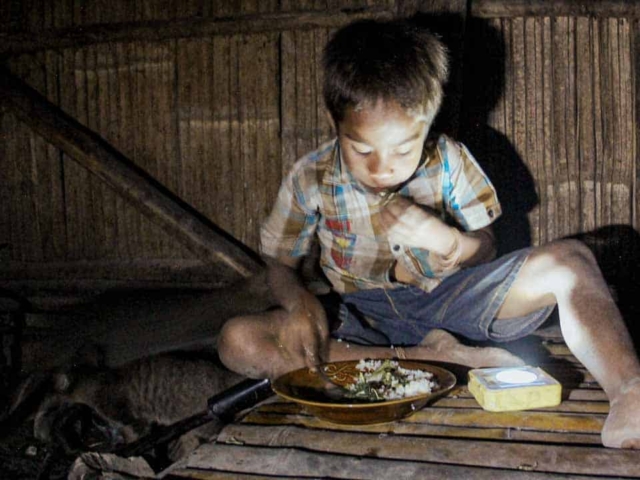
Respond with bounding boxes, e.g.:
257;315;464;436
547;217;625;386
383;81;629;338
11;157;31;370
340;359;439;402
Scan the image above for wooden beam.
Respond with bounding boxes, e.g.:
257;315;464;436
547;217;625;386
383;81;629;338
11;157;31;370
0;259;224;283
471;0;640;18
0;260;230;304
0;68;262;278
0;7;394;56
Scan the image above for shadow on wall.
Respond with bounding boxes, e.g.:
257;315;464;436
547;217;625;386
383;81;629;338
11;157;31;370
457;16;539;256
571;225;640;347
411;13;539;257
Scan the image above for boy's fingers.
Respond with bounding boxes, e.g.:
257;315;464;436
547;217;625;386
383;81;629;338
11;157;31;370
383;203;402;219
387;195;413;211
316;314;331;363
316;333;329;366
380;208;400;230
382;199;417;228
304;324;330;369
301;327;320;369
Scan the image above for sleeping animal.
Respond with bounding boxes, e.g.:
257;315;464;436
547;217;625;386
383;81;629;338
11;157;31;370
8;349;245;462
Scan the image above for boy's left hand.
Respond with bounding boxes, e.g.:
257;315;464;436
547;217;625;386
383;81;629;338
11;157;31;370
381;196;455;255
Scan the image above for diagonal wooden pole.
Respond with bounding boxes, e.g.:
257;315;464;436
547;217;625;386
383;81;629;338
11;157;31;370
0;67;262;278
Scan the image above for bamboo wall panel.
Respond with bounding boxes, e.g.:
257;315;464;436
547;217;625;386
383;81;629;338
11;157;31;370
2;34;284;260
174;34;280;249
281;28;333;175
56;42;193;260
486;16;636;247
1;54;67;262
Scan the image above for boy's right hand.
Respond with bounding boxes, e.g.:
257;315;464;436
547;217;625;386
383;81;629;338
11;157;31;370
283;292;330;370
265;257;330;370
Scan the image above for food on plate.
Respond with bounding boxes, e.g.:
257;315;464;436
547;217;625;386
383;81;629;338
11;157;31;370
332;359;439;401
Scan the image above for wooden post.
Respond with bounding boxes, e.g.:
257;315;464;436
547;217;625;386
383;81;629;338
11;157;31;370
0;68;262;278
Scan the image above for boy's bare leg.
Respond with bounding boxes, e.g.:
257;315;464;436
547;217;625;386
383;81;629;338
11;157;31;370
495;239;640;449
218;311;523;381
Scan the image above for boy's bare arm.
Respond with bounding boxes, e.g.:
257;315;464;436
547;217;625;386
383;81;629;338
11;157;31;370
264;256;330;369
265;255;307;311
381;196;496;270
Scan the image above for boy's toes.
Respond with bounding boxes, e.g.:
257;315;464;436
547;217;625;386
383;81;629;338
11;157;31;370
602;431;640;449
479;347;525;368
602;377;640;449
450;345;524;368
621;438;640;449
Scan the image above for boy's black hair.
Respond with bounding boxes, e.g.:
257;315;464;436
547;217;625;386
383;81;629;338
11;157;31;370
322;19;449;125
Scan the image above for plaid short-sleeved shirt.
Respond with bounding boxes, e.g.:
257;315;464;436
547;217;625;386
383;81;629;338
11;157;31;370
260;134;502;294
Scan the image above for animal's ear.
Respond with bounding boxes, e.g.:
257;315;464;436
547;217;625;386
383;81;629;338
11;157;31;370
53;373;72;392
1;372;53;435
5;372;49;418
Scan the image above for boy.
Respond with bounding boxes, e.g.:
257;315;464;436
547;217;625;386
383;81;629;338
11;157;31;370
218;19;640;448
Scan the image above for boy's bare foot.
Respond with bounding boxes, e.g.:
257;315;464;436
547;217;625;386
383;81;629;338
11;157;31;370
412;329;525;368
601;377;640;449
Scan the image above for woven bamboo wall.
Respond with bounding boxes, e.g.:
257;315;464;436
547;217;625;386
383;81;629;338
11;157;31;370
0;0;638;293
484;16;635;246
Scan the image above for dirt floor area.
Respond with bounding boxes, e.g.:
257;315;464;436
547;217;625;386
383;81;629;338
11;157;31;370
1;315;74;479
0;420;72;480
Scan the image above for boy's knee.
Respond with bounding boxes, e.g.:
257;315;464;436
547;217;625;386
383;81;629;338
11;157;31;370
549;239;597;271
532;240;601;288
217;317;254;369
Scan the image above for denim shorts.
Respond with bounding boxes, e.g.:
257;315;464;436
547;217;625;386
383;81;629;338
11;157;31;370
322;248;556;346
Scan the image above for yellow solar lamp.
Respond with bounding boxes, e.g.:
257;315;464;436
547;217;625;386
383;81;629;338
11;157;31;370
468;366;561;412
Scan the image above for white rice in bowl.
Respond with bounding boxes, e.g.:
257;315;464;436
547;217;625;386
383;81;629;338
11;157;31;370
341;359;439;401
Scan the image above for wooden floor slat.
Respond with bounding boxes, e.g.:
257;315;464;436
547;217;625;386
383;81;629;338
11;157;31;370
174;443;627;479
245;404;606;433
168;470;283;480
207;425;640;477
253;393;610;414
240;412;603;445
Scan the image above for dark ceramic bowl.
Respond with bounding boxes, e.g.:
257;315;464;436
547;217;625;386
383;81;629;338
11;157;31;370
272;359;456;425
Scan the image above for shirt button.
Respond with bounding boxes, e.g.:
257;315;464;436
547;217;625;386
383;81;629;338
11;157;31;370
393;245;400;252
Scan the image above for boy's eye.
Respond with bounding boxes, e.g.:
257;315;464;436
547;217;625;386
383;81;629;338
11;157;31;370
396;147;412;156
352;145;372;155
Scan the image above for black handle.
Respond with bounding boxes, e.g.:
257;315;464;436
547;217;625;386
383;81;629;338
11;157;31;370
208;378;272;420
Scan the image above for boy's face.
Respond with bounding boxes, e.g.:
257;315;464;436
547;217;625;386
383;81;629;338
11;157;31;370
337;100;430;193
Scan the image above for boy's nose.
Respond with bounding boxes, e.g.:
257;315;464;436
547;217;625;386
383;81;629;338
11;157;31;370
368;154;392;177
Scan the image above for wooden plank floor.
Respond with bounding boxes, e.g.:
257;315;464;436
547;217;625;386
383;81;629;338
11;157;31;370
166;326;640;479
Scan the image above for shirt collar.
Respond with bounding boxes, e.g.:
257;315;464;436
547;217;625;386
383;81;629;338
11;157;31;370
321;140;350;187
